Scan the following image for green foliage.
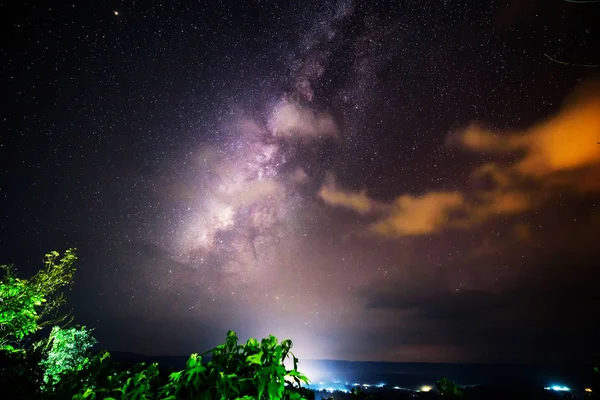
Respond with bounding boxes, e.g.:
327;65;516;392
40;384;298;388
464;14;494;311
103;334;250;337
60;330;312;400
31;249;78;324
40;325;97;390
159;330;312;400
0;249;77;349
51;350;118;398
0;266;46;346
437;377;463;399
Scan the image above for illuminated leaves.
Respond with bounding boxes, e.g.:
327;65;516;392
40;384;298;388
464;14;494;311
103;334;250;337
70;330;313;399
0;274;45;344
52;330;314;399
0;249;77;349
40;326;97;390
436;377;464;399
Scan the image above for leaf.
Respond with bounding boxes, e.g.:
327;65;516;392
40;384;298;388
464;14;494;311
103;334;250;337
268;381;284;400
169;370;183;383
286;370;309;384
246;352;263;365
246;337;259;348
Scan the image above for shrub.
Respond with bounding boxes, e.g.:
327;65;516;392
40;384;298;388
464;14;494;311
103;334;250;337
0;249;77;350
436;377;463;399
61;330;312;399
40;325;97;391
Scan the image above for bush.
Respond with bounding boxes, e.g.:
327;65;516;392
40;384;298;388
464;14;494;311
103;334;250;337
40;325;97;391
0;249;78;350
51;330;312;399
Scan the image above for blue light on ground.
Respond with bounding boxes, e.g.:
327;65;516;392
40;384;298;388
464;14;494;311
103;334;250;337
544;385;570;392
306;379;430;394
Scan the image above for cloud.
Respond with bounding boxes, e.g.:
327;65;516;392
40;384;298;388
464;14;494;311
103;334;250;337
318;80;600;239
267;99;338;139
290;167;311;184
318;178;535;239
317;176;376;215
466;188;533;224
318;177;467;237
358;252;600;363
446;122;525;153
452;80;600;193
370;192;465;237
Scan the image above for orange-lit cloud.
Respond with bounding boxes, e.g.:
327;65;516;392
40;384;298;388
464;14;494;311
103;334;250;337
370;192;465;237
318;80;600;238
317;178;533;238
512;222;533;243
318;177;467;237
317;178;375;215
466;189;533;225
453;80;600;192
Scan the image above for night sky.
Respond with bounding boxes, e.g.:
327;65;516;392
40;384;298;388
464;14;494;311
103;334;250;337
2;0;600;365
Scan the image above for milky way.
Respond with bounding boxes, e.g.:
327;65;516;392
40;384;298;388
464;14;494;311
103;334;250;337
154;4;340;287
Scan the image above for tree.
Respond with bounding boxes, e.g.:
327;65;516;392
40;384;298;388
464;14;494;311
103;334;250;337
0;249;77;350
437;377;464;399
39;325;97;391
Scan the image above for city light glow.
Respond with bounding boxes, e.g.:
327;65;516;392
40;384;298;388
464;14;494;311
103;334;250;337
544;385;570;392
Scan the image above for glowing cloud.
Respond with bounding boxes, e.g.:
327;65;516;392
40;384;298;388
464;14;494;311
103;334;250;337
370;192;465;237
317;80;600;240
317;178;467;237
466;189;533;224
268;99;338;139
452;80;600;193
317;178;375;215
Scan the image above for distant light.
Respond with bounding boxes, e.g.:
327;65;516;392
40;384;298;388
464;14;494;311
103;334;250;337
420;385;433;392
114;10;119;16
544;385;570;392
585;387;592;393
393;386;401;390
376;383;386;388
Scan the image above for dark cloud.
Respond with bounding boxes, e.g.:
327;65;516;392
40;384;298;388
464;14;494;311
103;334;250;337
360;251;600;363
